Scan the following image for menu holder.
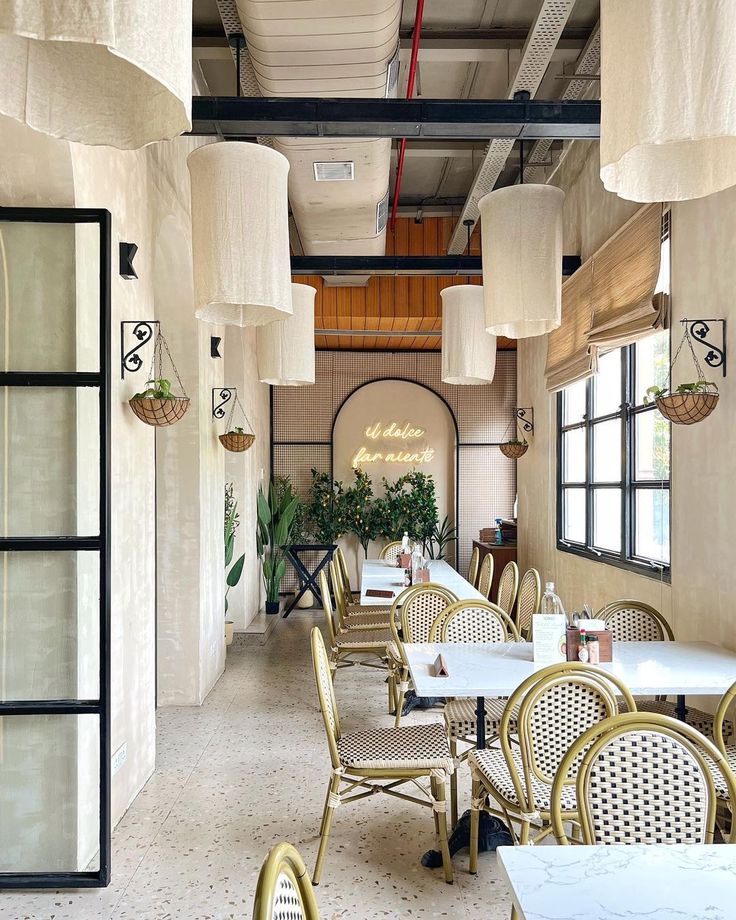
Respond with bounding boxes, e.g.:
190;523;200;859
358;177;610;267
431;654;450;677
533;614;567;664
399;552;412;568
365;588;394;599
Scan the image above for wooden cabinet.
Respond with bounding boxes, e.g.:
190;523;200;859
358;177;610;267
473;540;518;602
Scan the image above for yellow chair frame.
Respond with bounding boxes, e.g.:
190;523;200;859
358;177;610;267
476;553;494;600
515;568;541;639
252;842;321;920
379;540;404;562
466;545;480;588
495;561;519;615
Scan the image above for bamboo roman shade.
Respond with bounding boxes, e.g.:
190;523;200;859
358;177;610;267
545;261;597;392
545;203;667;391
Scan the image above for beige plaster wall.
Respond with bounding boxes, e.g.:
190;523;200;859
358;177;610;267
518;140;736;657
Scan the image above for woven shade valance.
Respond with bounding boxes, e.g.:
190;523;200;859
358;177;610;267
545;261;597;392
587;204;667;349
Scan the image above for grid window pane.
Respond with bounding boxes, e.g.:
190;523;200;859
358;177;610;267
593;349;621;417
563;488;586;543
562;428;585;483
563;378;586;425
593;419;622;483
593;489;622;552
635;409;670;481
635;488;670;564
636;331;670;404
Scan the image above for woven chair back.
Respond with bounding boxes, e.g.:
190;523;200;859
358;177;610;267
597;600;674;641
551;713;736;846
379;540;404;563
466;545;480;588
496;561;519;614
431;599;518;643
400;584;458;645
310;627;341;768
328;561;350;629
318;570;338;647
253;842;321;920
476;554;494;600
335;546;352;599
516;568;541;636
714;678;736;753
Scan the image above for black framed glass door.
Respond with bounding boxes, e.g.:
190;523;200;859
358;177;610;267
0;207;111;888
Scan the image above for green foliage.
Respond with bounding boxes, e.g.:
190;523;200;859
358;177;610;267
305;469;347;544
132;377;176;400
224;482;245;616
343;468;384;556
381;471;439;553
426;515;458;561
505;438;527;446
256;480;300;603
644;380;718;403
230;426;245;435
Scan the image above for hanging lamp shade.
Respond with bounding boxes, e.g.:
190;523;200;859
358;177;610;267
0;0;191;148
600;0;736;202
440;286;497;385
257;283;316;386
479;185;564;339
188;143;293;327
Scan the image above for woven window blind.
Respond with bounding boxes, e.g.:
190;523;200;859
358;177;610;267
587;203;668;349
544;260;598;392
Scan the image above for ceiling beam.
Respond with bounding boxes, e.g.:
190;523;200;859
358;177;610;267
291;255;581;276
396;27;592;47
190;96;600;139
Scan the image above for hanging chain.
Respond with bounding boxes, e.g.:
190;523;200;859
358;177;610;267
669;320;708;385
224;393;254;435
146;331;188;398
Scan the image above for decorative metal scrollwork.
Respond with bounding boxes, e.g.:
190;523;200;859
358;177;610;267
120;320;159;380
516;407;534;435
682;318;727;377
212;387;236;420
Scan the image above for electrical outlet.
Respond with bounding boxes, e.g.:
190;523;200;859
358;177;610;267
112;742;127;776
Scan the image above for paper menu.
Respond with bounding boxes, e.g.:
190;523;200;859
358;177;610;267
533;613;567;664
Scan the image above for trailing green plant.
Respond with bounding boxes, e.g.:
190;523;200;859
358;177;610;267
132;377;178;400
426;515;458;561
644;380;718;403
305;469;347;544
256;481;300;605
224;483;245;616
343;468;384;557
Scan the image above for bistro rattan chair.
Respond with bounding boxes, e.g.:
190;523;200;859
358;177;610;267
310;627;455;885
476;553;494;600
379;540;403;564
551;712;736;846
252;842;321;920
329;560;393;631
429;599;519;826
467;545;480;588
495;561;519;615
598;599;732;741
704;679;736;817
515;568;541;639
468;663;637;870
389;583;458;727
335;546;359;600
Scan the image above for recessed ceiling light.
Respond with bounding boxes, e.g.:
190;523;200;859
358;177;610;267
313;161;355;182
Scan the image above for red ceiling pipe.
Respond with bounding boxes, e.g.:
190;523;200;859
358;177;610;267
389;0;425;233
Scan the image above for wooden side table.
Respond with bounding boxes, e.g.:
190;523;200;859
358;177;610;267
472;540;517;601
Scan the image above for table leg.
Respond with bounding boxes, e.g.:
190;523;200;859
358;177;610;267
476;696;486;749
676;694;686;722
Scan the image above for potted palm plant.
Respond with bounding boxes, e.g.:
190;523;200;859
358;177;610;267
256;480;300;615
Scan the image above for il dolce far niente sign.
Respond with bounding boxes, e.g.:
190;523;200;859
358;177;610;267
352;420;436;467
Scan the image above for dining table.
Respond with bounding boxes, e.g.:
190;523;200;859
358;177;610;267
497;843;736;920
359;557;486;606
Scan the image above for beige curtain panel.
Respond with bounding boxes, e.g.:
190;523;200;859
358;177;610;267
544;260;597;393
587;204;667;350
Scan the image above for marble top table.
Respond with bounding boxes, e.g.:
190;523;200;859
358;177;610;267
359;558;485;606
497;844;736;920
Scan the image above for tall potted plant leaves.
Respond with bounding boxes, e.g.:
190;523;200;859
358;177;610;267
305;469;347;544
256;480;300;615
343;468;383;560
224;482;245;645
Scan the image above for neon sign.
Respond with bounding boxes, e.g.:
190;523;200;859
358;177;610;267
352;420;436;467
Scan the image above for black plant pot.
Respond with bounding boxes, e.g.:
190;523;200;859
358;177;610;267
265;600;280;616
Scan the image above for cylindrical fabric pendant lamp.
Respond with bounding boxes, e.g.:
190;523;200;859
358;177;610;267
188;143;293;327
257;283;316;386
600;0;736;202
0;0;191;148
441;286;497;385
479;185;564;339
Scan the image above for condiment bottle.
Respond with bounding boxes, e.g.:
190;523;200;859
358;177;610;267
587;634;600;664
403;566;412;588
577;628;589;663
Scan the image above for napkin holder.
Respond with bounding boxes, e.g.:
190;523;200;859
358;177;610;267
415;566;430;583
565;625;613;662
431;654;450;677
398;552;412;568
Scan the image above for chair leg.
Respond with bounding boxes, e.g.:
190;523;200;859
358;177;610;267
469;777;481;874
388;671;396;715
449;738;458;828
313;773;340;885
432;776;453;884
394;675;407;728
518;820;530;846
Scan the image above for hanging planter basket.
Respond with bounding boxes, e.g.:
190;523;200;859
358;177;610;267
218;393;256;452
129;331;190;428
500;441;529;459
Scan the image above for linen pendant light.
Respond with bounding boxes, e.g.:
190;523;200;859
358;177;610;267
479;184;564;339
600;0;736;202
188;143;293;327
441;286;497;385
0;0;191;148
257;283;316;386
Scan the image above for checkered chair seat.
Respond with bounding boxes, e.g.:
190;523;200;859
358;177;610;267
346;602;393;616
469;745;578;813
617;698;734;741
334;629;392;650
343;609;393;629
443;698;512;740
337;722;454;772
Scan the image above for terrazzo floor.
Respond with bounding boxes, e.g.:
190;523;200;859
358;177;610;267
3;612;514;920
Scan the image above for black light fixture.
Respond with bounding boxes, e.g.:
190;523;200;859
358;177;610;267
119;242;138;279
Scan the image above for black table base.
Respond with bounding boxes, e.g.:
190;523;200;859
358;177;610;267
282;544;337;618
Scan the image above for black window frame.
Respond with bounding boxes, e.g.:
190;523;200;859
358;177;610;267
556;337;671;581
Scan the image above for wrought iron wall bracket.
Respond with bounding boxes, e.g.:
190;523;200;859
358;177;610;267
680;318;727;377
120;320;159;380
516;407;534;435
212;387;236;420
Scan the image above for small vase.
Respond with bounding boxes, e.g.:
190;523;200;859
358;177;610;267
225;621;234;646
265;600;280;616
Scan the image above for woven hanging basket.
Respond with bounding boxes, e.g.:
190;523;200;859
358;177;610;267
500;441;529;459
129;396;190;427
219;432;255;452
655;392;719;425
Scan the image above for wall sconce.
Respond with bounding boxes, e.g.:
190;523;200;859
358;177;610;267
210;336;222;358
119;242;138;279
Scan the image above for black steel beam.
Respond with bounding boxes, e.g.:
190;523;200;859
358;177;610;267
190;96;600;140
292;255;581;277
